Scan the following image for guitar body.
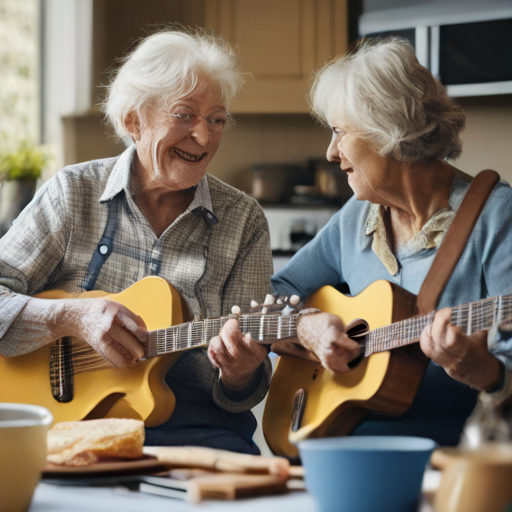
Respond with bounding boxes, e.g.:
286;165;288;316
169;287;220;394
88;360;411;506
263;280;428;458
0;277;189;426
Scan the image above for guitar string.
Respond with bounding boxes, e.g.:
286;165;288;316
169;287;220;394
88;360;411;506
65;316;299;375
57;294;512;376
365;296;512;356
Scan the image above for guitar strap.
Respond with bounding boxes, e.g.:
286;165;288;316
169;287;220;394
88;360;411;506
83;196;122;291
415;169;500;315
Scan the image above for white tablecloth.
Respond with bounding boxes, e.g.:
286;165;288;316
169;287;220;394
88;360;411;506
29;471;440;512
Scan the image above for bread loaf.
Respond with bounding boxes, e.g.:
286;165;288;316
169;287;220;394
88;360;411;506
47;418;145;466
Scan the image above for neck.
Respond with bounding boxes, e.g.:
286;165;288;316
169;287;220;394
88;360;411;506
375;160;456;251
131;154;195;237
144;313;298;358
384;160;455;228
365;294;512;356
142;292;512;360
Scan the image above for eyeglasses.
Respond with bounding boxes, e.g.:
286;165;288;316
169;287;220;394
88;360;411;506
160;109;236;133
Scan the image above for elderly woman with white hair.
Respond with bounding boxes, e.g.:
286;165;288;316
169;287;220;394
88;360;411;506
222;38;512;445
0;28;273;453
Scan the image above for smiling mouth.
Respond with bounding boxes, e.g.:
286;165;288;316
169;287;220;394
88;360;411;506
172;148;207;162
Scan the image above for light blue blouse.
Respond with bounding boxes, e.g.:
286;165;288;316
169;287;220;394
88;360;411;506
272;175;512;445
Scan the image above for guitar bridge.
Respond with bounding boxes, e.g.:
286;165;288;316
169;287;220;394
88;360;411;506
290;388;306;432
50;337;74;403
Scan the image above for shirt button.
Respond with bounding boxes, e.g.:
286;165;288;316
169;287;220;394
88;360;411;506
99;245;109;255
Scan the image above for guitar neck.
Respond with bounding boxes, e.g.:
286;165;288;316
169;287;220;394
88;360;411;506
365;294;512;357
145;294;512;359
144;314;298;358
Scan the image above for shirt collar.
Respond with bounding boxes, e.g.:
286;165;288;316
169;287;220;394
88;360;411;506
362;175;470;275
100;144;135;203
100;145;218;226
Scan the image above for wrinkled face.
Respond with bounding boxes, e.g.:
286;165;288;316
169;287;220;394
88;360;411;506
326;125;392;203
132;88;228;190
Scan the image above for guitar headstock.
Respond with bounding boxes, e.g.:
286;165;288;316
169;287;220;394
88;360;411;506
231;293;301;317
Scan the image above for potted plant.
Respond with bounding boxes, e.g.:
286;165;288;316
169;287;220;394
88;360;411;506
0;142;50;235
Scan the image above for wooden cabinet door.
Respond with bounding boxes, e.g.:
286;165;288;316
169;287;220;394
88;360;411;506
205;0;348;113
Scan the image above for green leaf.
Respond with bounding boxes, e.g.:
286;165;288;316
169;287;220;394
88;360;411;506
0;141;52;181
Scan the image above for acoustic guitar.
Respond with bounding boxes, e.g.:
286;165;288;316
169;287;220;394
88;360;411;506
1;276;507;457
262;280;512;458
0;276;297;425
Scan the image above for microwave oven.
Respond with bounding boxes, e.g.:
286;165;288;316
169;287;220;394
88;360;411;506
359;0;512;97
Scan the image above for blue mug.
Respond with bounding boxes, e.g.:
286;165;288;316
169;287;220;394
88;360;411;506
298;436;436;512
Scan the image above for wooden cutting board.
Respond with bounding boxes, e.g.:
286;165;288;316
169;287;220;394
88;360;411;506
42;455;167;478
140;470;290;503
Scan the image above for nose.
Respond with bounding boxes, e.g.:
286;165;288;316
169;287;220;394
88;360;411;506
190;118;210;146
326;134;341;162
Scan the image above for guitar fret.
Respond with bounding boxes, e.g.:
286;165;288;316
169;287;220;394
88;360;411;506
366;295;512;357
144;292;512;360
467;302;473;336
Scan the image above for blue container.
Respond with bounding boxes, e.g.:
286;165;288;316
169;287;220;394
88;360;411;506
298;436;436;512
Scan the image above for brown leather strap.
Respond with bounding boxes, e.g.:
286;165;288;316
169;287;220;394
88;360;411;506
415;169;500;315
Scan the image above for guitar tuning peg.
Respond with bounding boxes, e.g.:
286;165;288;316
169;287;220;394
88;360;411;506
276;299;283;304
283;296;289;303
231;305;241;316
250;300;259;308
290;295;300;305
261;307;268;314
282;305;295;316
264;294;275;305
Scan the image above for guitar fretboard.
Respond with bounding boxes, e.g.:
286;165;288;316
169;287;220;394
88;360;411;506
144;293;512;360
144;314;298;358
365;294;512;356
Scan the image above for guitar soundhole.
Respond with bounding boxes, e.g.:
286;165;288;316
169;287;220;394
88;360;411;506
312;369;319;380
348;351;364;369
50;337;74;403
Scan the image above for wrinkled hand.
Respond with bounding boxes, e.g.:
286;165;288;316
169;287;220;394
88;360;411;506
64;299;147;369
297;312;361;373
208;318;268;391
420;307;501;391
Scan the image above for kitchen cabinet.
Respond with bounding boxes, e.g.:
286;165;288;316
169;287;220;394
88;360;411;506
205;0;348;113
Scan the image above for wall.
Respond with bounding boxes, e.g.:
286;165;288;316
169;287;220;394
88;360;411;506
207;114;331;191
455;96;512;182
47;0;512;189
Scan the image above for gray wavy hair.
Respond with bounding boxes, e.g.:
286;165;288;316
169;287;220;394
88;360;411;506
310;38;466;162
102;26;244;144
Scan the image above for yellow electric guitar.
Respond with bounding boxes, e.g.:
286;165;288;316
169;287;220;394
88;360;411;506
0;276;297;425
263;281;512;458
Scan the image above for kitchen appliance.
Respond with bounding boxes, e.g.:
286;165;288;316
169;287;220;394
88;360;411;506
262;206;339;275
359;0;512;97
250;164;289;203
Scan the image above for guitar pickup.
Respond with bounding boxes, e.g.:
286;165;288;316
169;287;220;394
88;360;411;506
290;388;306;432
50;337;74;403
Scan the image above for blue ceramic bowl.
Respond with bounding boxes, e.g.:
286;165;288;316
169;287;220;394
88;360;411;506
298;436;436;512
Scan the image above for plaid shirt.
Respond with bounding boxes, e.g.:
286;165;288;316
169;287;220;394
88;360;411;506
0;145;273;415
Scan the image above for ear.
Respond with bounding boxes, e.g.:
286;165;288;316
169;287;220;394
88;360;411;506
124;112;141;141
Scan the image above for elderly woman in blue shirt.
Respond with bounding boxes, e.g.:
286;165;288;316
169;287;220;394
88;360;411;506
217;38;512;445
